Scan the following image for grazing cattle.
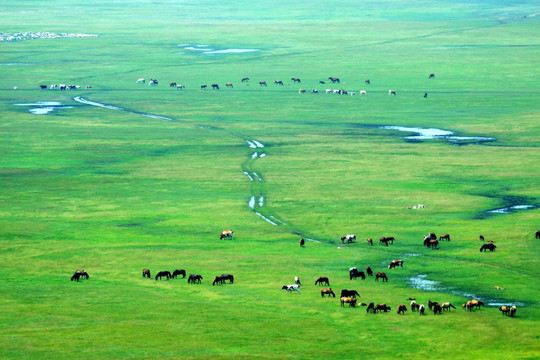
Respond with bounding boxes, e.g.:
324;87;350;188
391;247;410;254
375;272;388;282
341;234;356;244
441;302;456;311
169;82;177;87
71;270;89;282
480;243;496;252
291;78;301;83
188;274;203;284
535;230;540;239
340;297;357;308
155;271;172;281
321;288;336;297
340;289;360;299
211;84;219;90
349;267;365;280
388;260;404;269
299;238;305;247
259;81;267;86
294;276;301;285
241;77;249;82
366;266;373;276
142;268;151;279
298;89;306;94
366;302;375;314
365;79;370;84
366;237;373;246
375;304;391;313
282;284;300;294
315;277;330;286
172;269;186;279
201;85;207;89
226;82;233;88
40;85;47;90
220;230;233;240
136;78;145;84
274;80;283;85
479;235;485;241
177;84;185;89
397;305;407;314
510;306;517;317
499;305;510;316
424;92;428;98
429;73;435;79
329;77;340;83
388;90;396;95
418;304;425;315
439;234;450;241
360;90;367;95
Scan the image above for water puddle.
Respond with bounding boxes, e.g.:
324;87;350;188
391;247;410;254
73;97;174;121
179;44;260;55
1;32;98;43
380;125;495;145
487;204;536;214
15;101;74;115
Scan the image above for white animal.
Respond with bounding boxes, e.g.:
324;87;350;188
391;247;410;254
326;89;332;94
13;86;17;90
282;284;300;294
360;90;367;95
136;78;145;84
419;304;425;315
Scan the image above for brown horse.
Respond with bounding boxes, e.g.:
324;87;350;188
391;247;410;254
366;266;373;276
299;238;305;247
340;297;356;307
439;233;450;241
188;274;202;284
328;77;340;83
291;78;301;83
375;272;388;282
71;269;89;282
321;288;335;297
340;289;360;298
397;304;407;314
375;304;391;313
366;302;375;313
212;275;223;286
388;260;404;269
274;80;283;85
499;305;510;315
220;230;233;240
226;82;233;88
535;230;540;239
315;277;330;286
142;268;151;279
366;237;373;246
259;81;267;86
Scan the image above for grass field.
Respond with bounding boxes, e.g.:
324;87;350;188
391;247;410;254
1;1;539;359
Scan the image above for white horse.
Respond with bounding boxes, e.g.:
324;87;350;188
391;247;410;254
360;90;367;95
389;89;396;95
136;78;145;84
419;304;425;315
282;284;300;294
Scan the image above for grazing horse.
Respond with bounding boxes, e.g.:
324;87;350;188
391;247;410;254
375;304;391;313
535;230;540;239
424;92;428;98
136;78;145;84
439;234;450;241
499;306;510;316
388;90;396;95
480;243;496;252
510;306;517;317
442;302;456;311
397;305;407;314
71;270;89;282
360;90;367;95
367;237;373;246
142;268;151;279
375;272;388;282
226;82;233;88
366;266;373;276
433;303;442;315
340;297;357;308
328;77;340;83
388;260;404;269
299;238;305;247
274;80;283;85
155;271;171;281
201;85;207;89
211;84;219;90
85;85;92;89
479;235;485;241
169;82;177;87
428;300;439;311
410;300;419;311
315;277;330;286
40;85;47;90
418;304;425;315
291;78;301;83
311;89;318;94
220;230;233;240
294;276;301;285
282;284;300;294
340;289;360;299
341;234;356;244
212;275;223;286
429;73;435;79
188;274;203;284
366;302;375;313
177;84;185;89
241;77;249;82
349;267;365;280
365;79;370;84
321;288;336;297
172;269;186;279
471;300;484;309
259;81;267;86
149;79;158;86
220;274;234;284
424;238;439;249
298;89;306;93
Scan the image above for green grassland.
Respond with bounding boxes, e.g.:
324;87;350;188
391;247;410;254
1;1;539;359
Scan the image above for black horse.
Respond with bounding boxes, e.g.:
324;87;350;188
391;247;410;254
172;269;186;279
71;270;89;282
480;243;497;252
366;302;375;314
341;289;360;299
155;271;172;280
349;268;365;280
188;274;203;284
220;274;234;284
211;84;219;90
